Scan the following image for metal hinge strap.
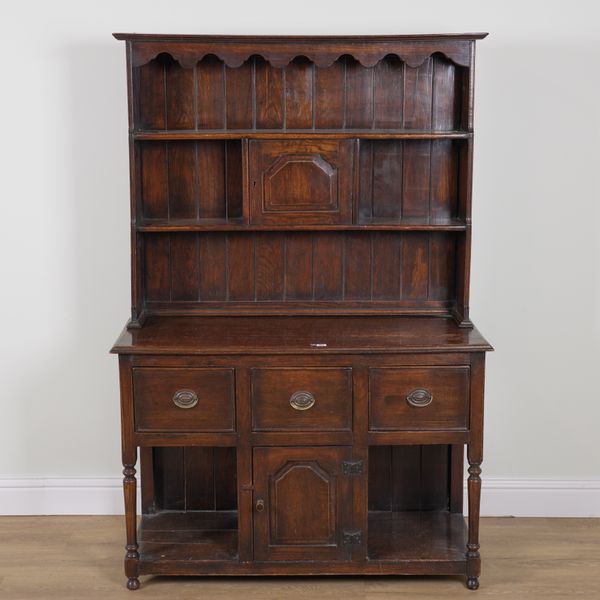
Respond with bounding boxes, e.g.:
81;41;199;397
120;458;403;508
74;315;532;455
341;459;364;475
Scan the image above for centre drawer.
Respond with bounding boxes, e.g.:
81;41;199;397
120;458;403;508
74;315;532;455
369;367;469;431
251;368;352;431
133;368;235;432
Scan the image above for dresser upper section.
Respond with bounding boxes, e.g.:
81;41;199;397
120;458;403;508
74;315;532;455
114;34;486;327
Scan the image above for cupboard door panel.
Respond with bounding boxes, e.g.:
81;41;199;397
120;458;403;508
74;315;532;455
253;446;353;561
249;140;353;224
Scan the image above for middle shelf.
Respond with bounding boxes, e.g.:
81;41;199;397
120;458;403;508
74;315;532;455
136;136;468;229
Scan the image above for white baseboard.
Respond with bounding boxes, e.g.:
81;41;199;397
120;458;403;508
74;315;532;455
0;477;599;517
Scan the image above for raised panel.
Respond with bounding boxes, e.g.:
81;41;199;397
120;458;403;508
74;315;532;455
249;140;353;224
271;461;335;545
253;446;353;561
264;154;337;212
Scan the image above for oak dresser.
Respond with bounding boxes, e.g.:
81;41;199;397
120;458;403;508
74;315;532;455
111;33;492;591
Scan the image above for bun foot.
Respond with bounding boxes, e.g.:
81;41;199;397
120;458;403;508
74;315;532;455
466;576;479;590
127;577;140;590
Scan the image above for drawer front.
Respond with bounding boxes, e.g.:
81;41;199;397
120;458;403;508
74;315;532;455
248;140;353;224
133;368;235;432
251;368;352;431
369;367;469;431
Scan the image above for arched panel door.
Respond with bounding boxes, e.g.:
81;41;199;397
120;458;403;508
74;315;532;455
253;446;355;561
248;140;353;224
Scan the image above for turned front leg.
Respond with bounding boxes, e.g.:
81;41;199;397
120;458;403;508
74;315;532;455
466;456;482;590
123;462;140;590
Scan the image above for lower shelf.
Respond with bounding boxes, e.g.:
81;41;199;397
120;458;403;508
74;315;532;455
137;509;467;576
368;510;467;562
139;510;238;563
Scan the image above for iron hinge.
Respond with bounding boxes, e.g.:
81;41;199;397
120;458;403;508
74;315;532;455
342;529;363;545
342;459;364;476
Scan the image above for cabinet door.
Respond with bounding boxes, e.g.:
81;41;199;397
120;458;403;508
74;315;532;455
248;140;353;224
253;446;354;561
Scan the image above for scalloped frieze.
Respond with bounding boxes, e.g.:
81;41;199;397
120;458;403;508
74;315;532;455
130;40;472;69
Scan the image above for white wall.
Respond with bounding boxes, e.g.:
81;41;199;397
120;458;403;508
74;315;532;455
1;0;599;514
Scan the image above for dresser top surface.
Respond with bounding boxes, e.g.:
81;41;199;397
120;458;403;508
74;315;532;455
111;316;492;355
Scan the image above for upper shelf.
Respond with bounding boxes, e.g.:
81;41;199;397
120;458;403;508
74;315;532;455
114;33;487;68
133;130;472;141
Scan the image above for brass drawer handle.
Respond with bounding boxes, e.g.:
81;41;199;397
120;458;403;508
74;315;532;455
289;390;316;411
172;389;198;409
406;388;433;408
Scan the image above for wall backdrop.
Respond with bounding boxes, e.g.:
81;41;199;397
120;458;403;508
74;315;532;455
1;0;599;515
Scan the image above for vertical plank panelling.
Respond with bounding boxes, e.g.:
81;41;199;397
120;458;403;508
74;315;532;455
170;233;199;301
225;61;254;129
420;445;450;510
403;58;433;129
285;58;314;129
255;233;285;300
199;233;227;300
372;141;403;220
373;56;403;128
345;59;373;128
372;233;401;299
285;233;313;300
313;233;344;300
214;447;238;510
430;140;458;219
144;235;170;301
402;141;431;218
432;56;459;131
255;58;284;129
344;233;372;299
429;233;456;301
137;60;165;129
197;56;226;129
391;445;421;511
167;142;197;219
198;141;226;219
226;140;244;219
227;234;255;300
165;62;195;129
184;447;215;510
357;141;374;221
401;232;429;300
153;447;184;510
140;143;168;219
314;60;345;129
368;446;391;511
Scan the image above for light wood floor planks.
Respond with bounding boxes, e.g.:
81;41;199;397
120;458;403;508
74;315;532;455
0;517;599;599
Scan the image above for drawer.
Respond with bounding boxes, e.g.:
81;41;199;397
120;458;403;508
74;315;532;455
248;140;353;224
133;368;235;432
251;368;352;431
369;367;469;431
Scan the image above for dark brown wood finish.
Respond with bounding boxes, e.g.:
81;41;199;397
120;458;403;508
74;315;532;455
112;33;491;590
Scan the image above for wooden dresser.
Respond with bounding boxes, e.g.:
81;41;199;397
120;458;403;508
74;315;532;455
111;33;492;591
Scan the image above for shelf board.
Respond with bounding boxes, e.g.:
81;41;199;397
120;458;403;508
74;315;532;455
139;510;238;563
137;218;468;233
368;510;467;562
133;129;471;141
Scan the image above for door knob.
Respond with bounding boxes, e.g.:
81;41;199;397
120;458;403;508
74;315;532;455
255;498;265;512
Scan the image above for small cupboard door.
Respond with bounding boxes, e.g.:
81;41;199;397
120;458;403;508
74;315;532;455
248;140;353;224
253;446;354;561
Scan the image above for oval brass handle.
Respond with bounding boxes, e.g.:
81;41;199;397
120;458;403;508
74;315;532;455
406;388;433;408
172;389;198;409
255;499;265;512
289;391;316;411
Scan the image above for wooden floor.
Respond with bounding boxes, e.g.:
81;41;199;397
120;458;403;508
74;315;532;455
0;517;598;599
